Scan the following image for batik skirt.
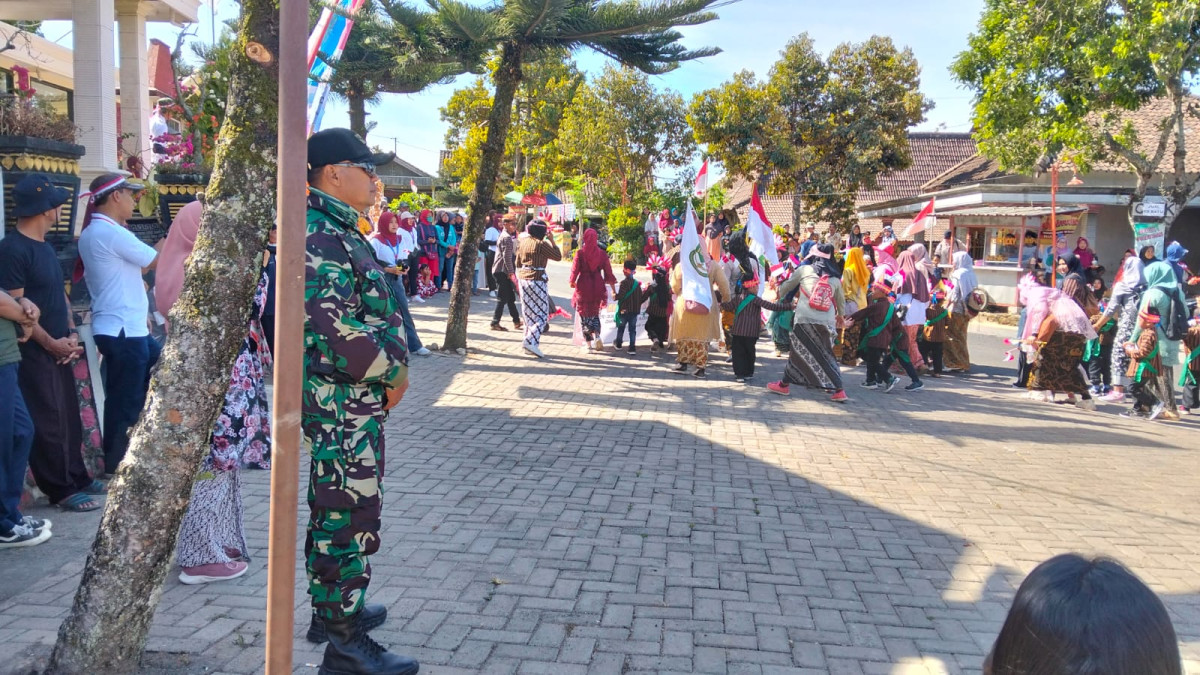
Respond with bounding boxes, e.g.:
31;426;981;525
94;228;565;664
1030;330;1088;395
784;322;843;391
520;279;551;346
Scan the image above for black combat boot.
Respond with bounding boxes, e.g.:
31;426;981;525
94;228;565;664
308;603;388;643
318;615;419;675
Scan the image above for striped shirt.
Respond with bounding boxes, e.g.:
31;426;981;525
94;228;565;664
721;292;791;338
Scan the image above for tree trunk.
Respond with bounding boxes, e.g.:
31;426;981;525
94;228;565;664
443;42;524;351
348;91;369;140
48;2;280;672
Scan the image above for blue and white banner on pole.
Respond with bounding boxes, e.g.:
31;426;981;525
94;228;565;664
307;0;365;136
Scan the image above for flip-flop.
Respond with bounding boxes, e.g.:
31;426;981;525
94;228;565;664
82;479;108;495
57;493;101;512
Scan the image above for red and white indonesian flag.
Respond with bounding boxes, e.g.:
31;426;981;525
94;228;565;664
746;188;783;277
693;160;709;198
904;198;935;237
681;200;714;307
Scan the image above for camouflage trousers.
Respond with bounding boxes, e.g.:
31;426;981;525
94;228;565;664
303;390;387;620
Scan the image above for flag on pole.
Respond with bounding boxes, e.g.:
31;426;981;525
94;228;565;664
903;198;936;237
693;160;709;198
746;187;783;277
307;0;366;135
680;200;714;311
410;179;418;194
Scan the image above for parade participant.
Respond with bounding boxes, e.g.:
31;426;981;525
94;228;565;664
644;255;672;351
1122;307;1165;419
1021;280;1097;408
1165;241;1190;285
670;216;731;378
370;211;431;356
435;211;458;291
1013;258;1047;388
837;246;870;366
76;173;160;475
984;554;1183;675
944;251;978;373
847;224;864;248
516;219;561;358
483;212;501;295
896;244;932;371
846;278;922;391
1102;255;1146;402
156;199;272;584
1139;245;1159;265
613;260;643;354
303;128;416;674
1057;253;1092;311
1181;309;1200;413
1140;261;1187;417
767;244;847;401
921;290;949;377
704;213;726;262
491;216;523;332
0;175;102;513
569;227;617;352
722;273;791;383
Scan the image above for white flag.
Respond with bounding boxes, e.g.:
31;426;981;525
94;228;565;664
680;200;714;309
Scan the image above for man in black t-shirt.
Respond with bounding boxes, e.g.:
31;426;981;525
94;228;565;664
0;174;101;512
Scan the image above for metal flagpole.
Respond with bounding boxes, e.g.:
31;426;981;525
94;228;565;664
264;0;307;671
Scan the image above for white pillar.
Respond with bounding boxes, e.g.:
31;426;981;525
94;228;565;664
117;1;150;170
72;0;118;180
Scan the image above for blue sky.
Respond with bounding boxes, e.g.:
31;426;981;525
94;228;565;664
42;0;985;175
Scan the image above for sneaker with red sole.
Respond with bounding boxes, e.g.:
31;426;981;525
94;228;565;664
830;390;849;403
179;561;249;585
767;381;790;396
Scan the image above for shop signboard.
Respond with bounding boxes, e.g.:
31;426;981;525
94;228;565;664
1134;221;1167;260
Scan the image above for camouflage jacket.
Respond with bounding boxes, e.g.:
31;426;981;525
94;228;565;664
304;188;408;408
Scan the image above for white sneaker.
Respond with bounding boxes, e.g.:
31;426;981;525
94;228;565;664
523;341;545;358
1075;398;1097;411
413;296;426;303
414;347;431;356
592;338;603;351
20;515;51;532
490;291;497;298
0;523;51;548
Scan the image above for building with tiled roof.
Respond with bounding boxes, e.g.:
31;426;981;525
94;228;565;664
724;132;978;236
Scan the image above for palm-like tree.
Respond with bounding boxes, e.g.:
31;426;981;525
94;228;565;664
382;0;729;351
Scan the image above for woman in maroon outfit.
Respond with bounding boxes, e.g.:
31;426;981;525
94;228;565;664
570;227;617;351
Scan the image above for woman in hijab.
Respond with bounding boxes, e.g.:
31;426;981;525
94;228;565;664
1139;245;1159;265
944;251;979;372
515;219;562;357
417;209;440;287
436;211;459;290
847;224;864;248
670;218;732;378
570;227;618;352
155;200;271;584
837;247;871;366
1139;261;1187;417
1021;279;1098;408
767;243;848;402
1012;258;1046;388
1056;252;1092;312
1073;237;1096;269
896;243;932;370
395;210;420;298
1165;241;1189;285
370;211;428;355
1099;255;1147;402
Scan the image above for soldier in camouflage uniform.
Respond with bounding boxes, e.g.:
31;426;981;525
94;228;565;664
303;128;418;675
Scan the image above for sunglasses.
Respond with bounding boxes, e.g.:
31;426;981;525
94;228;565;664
335;161;378;180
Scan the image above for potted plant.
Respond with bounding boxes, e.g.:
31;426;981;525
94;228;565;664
0;64;84;237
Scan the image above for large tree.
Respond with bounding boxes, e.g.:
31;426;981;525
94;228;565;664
324;0;479;138
384;0;726;352
559;64;696;208
690;34;930;230
952;0;1200;231
440;53;584;200
48;0;281;671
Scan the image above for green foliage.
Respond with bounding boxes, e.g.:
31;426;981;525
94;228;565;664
951;0;1200;223
647;172;725;216
558;65;696;207
690;33;930;231
607;239;638;264
607;206;646;245
388;193;443;213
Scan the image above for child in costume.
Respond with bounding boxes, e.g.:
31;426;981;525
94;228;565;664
920;290;948;377
720;273;792;383
417;263;438;299
1122;307;1165;420
847;278;924;392
613;260;643;354
644;255;672;351
1181;309;1200;412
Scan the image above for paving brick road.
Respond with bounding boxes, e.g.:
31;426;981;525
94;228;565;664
3;260;1199;674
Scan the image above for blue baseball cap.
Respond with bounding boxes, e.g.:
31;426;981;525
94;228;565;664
12;173;71;218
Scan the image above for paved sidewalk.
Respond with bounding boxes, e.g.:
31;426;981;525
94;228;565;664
4;261;1199;674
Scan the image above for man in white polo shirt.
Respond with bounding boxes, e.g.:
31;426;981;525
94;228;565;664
77;173;161;475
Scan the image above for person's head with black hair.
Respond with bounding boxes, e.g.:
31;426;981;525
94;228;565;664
623;259;637;274
985;553;1181;675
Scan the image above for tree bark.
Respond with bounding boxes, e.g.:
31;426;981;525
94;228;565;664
443;42;524;351
48;2;280;672
348;89;369;140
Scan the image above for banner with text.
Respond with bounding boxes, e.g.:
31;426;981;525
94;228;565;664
1134;221;1167;260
